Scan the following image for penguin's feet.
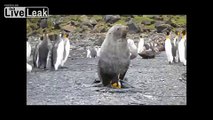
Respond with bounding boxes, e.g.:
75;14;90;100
92;83;103;87
60;66;68;69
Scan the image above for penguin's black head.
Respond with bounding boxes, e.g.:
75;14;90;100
182;30;186;36
166;31;170;36
175;31;179;35
40;36;44;41
43;29;46;34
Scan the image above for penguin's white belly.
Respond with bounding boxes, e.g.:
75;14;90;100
87;49;91;58
137;38;144;53
55;40;64;69
127;39;138;59
165;40;173;63
61;40;70;66
27;63;32;72
178;40;186;65
97;48;101;57
27;42;31;61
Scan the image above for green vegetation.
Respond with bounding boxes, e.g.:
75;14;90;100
26;15;186;36
133;16;154;24
92;15;103;22
113;19;127;25
171;15;186;26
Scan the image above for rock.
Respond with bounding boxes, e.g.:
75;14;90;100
165;18;179;28
154;21;165;27
39;19;48;28
151;15;164;21
141;20;152;25
79;15;89;22
94;34;105;46
125;17;132;22
90;18;97;26
54;23;61;29
138;50;155;59
81;22;93;29
127;19;141;34
155;23;172;33
92;24;108;33
70;21;80;27
103;15;121;24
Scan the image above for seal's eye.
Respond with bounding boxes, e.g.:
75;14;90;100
117;28;120;31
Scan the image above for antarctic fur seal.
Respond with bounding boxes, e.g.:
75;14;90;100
98;24;130;89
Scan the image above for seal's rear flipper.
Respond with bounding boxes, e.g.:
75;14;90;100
92;83;103;87
93;78;101;83
120;80;135;88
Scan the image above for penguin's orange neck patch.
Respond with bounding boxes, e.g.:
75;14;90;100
166;36;170;40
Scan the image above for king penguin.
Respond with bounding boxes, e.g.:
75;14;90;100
127;39;138;60
61;33;70;67
172;31;181;63
178;30;187;66
137;36;145;54
27;38;32;72
87;46;97;58
165;31;173;64
27;63;32;72
52;33;65;70
27;39;31;62
86;48;91;58
33;37;42;68
37;31;52;69
96;46;101;57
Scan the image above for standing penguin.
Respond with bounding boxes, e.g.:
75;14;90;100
137;37;145;54
37;32;52;69
96;47;101;57
87;46;97;58
26;39;31;62
33;37;42;68
27;63;32;72
61;33;70;67
172;31;181;63
52;33;65;70
165;31;173;64
27;38;32;72
86;48;91;58
178;30;187;66
98;24;130;89
127;39;138;60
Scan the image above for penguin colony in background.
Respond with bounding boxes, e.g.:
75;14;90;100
86;46;100;58
165;30;187;65
29;31;71;71
178;30;187;66
165;31;173;64
33;31;52;69
137;36;157;59
52;32;71;70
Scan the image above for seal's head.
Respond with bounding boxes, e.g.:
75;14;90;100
107;24;129;40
